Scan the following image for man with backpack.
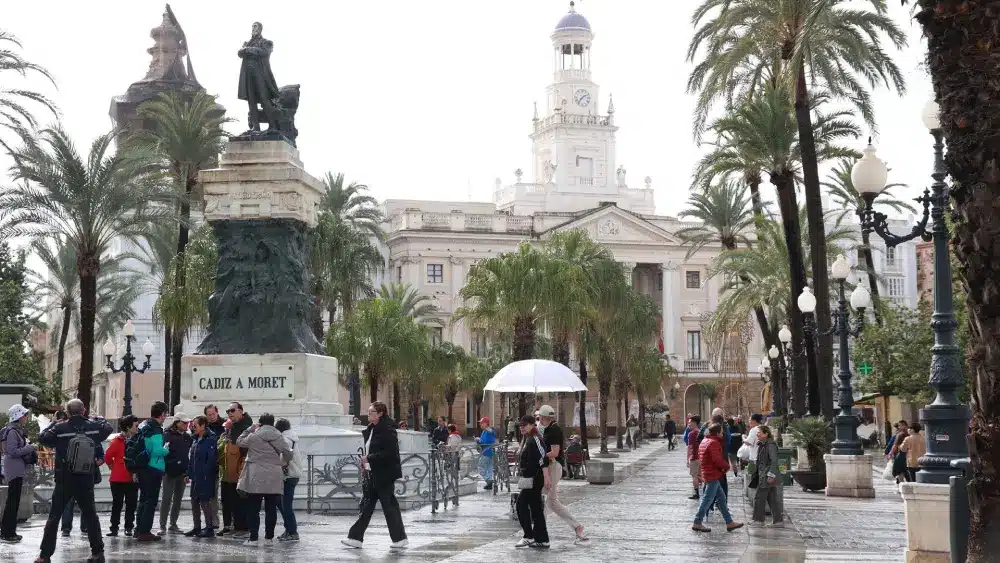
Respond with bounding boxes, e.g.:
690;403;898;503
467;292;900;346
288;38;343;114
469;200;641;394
33;399;112;563
128;401;171;542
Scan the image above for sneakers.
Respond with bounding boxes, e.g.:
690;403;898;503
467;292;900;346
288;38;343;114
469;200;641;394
198;528;216;538
278;533;299;542
243;538;259;547
529;542;550;549
768;521;785;528
574;525;588;541
0;536;21;544
167;525;182;534
135;533;161;542
262;538;274;546
85;553;105;563
341;538;363;549
726;522;745;532
390;539;409;550
217;526;232;537
688;493;700;500
61;530;71;538
692;524;711;533
183;528;202;537
157;528;166;536
514;538;534;548
105;530;118;538
123;529;133;538
231;531;249;539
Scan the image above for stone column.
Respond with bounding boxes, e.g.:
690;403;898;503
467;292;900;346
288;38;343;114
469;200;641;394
661;262;679;354
622;262;636;286
901;482;951;562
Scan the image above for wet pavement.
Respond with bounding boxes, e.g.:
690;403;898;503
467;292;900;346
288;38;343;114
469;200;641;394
1;439;906;562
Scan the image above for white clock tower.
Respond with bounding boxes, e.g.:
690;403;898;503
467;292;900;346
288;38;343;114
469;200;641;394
497;2;654;216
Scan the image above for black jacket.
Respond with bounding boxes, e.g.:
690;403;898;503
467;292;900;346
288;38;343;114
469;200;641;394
207;419;225;438
163;427;194;477
430;425;449;446
39;415;113;485
518;432;550;485
364;417;402;486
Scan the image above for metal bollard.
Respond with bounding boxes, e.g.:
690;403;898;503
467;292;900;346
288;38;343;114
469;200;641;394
949;458;971;563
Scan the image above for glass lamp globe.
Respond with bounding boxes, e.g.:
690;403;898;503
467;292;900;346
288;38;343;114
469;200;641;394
851;285;872;310
768;345;780;359
831;255;851;280
674;382;681;391
851;141;889;196
141;338;155;357
123;319;135;337
757;362;767;375
778;325;792;344
798;286;817;314
922;98;941;131
102;338;115;357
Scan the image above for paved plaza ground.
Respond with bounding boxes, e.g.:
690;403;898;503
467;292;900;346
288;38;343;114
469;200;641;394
1;439;907;562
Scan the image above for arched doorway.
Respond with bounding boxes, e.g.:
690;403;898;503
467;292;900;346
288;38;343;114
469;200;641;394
683;383;709;421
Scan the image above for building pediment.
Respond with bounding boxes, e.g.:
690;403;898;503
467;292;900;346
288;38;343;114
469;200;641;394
543;205;680;245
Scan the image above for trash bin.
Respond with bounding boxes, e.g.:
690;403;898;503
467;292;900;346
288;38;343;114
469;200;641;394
950;458;971;563
777;447;794;486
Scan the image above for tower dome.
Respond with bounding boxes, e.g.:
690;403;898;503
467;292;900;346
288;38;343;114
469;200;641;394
555;1;591;32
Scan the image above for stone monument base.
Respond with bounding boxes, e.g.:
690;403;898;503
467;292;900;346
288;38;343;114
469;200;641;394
824;454;875;498
179;353;361;456
901;482;951;563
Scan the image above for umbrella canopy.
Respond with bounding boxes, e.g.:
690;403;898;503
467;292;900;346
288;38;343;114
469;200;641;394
484;359;588;393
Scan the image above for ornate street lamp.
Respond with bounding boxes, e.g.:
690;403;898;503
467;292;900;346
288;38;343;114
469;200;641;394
798;256;870;454
103;320;155;417
758;345;783;415
669;381;681;400
851;98;971;484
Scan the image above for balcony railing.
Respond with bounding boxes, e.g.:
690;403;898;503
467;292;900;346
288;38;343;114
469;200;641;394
388;210;535;235
684;359;711;372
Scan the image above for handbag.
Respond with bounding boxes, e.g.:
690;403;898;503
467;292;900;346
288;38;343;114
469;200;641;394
882;459;895;481
737;443;752;461
517;477;535;490
748;470;760;489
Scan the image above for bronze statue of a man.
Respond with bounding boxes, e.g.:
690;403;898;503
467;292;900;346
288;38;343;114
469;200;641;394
237;21;280;132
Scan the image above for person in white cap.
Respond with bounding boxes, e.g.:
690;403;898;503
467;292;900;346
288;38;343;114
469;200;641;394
158;412;192;535
1;404;36;542
537;405;586;541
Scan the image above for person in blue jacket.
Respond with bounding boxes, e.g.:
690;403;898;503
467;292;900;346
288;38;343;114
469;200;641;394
186;415;219;538
475;417;497;490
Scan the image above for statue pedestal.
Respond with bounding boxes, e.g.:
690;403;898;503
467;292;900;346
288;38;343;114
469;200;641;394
900;482;951;563
823;454;875;498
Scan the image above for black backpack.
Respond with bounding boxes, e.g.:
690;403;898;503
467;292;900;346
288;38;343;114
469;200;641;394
66;427;96;475
124;431;149;473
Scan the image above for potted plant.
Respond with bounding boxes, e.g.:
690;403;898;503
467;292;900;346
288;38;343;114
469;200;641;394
786;416;833;492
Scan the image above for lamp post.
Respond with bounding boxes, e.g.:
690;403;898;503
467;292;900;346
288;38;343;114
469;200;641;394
669;381;681;400
103;320;154;417
850;98;971;484
798;256;871;455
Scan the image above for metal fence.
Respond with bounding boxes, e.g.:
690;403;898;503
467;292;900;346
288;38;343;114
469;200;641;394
305;445;483;514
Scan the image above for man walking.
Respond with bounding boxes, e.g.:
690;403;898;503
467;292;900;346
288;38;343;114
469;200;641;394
537;405;586;541
474;417;496;490
664;414;677;450
34;399;112;563
686;416;702;500
134;401;170;542
341;402;408;551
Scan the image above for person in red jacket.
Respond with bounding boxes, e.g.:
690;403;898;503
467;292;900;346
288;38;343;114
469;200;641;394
104;415;139;537
692;423;743;533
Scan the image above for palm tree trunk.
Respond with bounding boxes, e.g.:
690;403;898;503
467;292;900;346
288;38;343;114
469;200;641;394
310;291;324;340
772;171;809;418
513;317;536;418
638;395;646;443
368;372;378;406
446;394;456;422
794;62;834;419
76;254;100;410
163;329;172;406
615;391;626;450
748;179;765;227
861;231;883;325
914;4;1000;558
169;178;194;416
56;305;71;380
597;348;612;454
553;334;570;367
578;355;590;454
392;382;402;422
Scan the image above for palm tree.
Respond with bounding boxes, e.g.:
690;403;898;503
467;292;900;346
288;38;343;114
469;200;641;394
427;341;468;423
136;223;178;403
377;283;441;419
310;216;383;338
609;290;660;450
0;31;57;154
822;158;913;325
2;127;168;408
899;2;1000;556
689;0;906;419
705;83;860;416
455;243;552;417
318;172;383;238
130;91;229;412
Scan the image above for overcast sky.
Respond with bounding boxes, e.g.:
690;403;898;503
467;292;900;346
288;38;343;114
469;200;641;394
4;0;934;220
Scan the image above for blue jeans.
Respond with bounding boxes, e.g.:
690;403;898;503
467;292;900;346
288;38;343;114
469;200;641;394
280;478;298;535
478;454;494;482
694;479;734;525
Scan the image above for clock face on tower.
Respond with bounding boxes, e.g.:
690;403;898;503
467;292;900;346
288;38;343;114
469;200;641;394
574;89;591;107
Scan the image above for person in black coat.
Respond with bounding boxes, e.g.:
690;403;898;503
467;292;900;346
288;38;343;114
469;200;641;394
341;402;408;551
515;414;551;549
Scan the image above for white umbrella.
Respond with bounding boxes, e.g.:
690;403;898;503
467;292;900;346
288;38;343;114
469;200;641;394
484;359;588;393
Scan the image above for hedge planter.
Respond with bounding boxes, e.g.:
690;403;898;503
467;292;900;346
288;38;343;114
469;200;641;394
585;460;614;485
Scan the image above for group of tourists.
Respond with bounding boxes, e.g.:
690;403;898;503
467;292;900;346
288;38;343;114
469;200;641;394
681;407;785;533
0;399;305;563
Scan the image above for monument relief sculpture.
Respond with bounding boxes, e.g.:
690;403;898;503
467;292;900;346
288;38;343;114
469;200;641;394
236;21;300;145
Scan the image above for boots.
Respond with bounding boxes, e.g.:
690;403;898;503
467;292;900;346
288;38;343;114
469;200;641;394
688;488;700;500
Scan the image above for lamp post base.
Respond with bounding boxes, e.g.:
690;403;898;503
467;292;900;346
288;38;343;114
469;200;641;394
823;454;875;498
830;414;863;456
916;403;972;485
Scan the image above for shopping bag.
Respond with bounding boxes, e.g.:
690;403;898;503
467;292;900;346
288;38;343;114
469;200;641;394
882;459;895;481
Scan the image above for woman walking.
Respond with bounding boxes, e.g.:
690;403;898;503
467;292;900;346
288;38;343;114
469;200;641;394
515;414;551;549
275;418;303;542
749;425;783;527
187;416;219;538
342;402;408;551
899;423;926;483
103;415;138;538
1;404;37;543
236;413;291;545
691;423;744;533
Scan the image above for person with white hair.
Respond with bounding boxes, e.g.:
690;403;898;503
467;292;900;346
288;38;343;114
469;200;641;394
1;404;36;542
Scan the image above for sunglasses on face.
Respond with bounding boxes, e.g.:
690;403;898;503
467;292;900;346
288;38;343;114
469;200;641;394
227;408;238;414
